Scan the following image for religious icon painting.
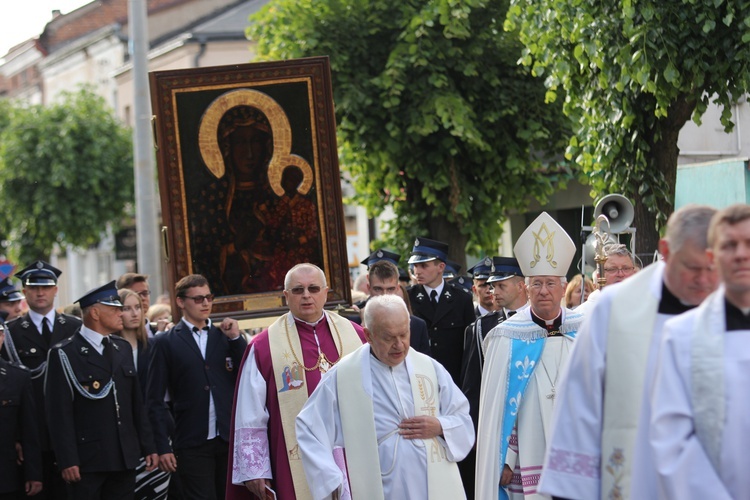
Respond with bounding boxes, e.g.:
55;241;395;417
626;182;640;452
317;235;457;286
278;363;304;393
150;57;351;321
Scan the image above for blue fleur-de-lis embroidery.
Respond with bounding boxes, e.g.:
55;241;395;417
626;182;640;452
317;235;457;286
515;356;536;380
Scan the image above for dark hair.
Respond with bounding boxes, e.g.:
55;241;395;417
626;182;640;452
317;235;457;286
175;274;209;297
116;273;149;290
368;260;399;282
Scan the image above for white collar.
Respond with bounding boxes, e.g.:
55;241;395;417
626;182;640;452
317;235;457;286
424;280;445;298
28;309;56;331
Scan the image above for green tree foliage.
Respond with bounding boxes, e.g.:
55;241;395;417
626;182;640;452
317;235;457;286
248;0;572;264
506;0;750;253
0;88;134;262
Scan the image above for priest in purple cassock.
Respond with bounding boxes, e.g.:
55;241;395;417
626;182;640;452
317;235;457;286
226;263;366;500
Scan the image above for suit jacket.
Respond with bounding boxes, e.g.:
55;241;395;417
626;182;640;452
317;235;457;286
460;310;507;430
408;281;475;384
146;321;247;454
45;332;156;472
0;358;41;494
409;315;432;356
4;312;81;451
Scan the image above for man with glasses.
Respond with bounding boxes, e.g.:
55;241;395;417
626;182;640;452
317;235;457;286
538;204;718;500
475;212;584;500
146;274;247;500
4;260;81;499
46;281;158;499
227;263;366;500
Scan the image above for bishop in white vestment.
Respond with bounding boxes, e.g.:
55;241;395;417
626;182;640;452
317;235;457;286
475;212;581;500
295;295;473;500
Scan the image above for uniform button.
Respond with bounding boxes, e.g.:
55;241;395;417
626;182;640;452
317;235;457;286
204;385;210;391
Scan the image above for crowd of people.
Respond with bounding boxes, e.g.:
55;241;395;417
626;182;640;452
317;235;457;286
1;202;748;500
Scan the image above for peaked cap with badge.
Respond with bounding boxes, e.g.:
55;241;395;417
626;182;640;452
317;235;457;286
513;212;576;277
0;277;23;302
76;280;123;308
408;237;449;264
487;257;524;284
15;260;62;287
468;257;494;281
360;249;401;269
444;260;462;279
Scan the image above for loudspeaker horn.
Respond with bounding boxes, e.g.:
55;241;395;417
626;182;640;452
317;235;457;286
583;231;617;269
593;194;634;234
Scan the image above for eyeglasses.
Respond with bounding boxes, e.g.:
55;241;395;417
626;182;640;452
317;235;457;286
137;290;151;297
603;266;635;275
180;294;214;304
288;285;323;295
529;281;561;291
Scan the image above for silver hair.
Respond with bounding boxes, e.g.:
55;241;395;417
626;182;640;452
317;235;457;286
284;263;327;290
664;204;717;253
525;276;567;286
363;294;409;330
604;243;642;268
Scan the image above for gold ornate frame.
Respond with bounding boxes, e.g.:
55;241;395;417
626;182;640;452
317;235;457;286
149;57;350;320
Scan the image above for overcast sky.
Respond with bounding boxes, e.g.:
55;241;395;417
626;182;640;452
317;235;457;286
0;0;91;57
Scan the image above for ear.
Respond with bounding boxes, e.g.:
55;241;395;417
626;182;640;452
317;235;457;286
175;296;185;310
436;261;446;272
363;326;374;344
706;247;716;267
658;239;670;262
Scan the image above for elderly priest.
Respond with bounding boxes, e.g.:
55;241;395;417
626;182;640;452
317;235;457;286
295;294;473;499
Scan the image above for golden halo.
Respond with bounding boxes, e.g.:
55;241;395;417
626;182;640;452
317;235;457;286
198;89;313;196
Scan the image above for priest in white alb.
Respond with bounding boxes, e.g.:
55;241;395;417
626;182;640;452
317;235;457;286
648;203;750;499
537;204;718;500
295;294;473;500
475;212;583;500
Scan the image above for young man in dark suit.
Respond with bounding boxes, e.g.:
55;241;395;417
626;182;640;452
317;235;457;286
147;274;247;500
45;281;158;499
406;238;475;385
3;260;81;499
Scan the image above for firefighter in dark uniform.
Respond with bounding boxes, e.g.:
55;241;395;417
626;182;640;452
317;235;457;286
0;277;25;322
2;261;81;500
44;281;158;499
0;317;42;499
406;237;475;385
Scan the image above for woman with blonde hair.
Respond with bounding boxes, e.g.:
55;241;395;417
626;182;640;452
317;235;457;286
564;274;595;309
116;288;170;499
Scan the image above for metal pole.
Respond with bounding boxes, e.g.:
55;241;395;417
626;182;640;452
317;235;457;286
129;0;163;295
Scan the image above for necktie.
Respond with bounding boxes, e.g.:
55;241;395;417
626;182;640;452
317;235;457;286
102;336;114;369
430;290;438;305
507;310;517;318
41;317;52;346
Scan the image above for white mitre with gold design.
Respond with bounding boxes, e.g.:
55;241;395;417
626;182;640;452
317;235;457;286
513;212;575;277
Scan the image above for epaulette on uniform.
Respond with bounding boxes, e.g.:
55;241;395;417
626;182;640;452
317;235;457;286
52;337;75;350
